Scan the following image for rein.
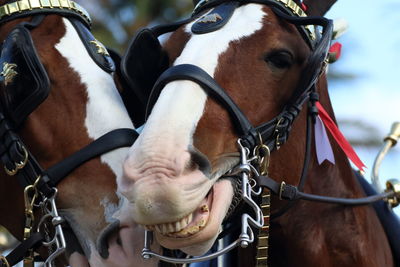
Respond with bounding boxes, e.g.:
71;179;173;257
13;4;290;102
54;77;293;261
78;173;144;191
0;1;138;266
137;0;400;265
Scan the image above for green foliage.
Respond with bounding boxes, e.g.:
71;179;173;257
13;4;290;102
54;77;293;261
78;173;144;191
79;0;193;53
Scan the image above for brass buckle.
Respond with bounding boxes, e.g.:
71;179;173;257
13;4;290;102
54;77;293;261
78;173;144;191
279;181;286;200
385;179;400;208
253;132;271;176
0;255;10;267
4;145;28;176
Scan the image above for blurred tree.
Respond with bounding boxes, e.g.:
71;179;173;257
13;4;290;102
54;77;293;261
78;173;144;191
76;0;193;53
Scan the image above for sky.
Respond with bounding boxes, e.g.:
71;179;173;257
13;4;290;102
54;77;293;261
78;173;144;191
325;0;399;215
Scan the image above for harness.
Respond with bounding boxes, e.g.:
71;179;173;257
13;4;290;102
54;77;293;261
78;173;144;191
120;0;400;265
0;1;138;266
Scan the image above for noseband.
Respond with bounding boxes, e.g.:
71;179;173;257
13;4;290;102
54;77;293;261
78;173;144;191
137;0;400;265
0;1;138;266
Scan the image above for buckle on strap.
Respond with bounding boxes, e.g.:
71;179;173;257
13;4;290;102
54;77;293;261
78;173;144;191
0;256;10;267
4;144;28;176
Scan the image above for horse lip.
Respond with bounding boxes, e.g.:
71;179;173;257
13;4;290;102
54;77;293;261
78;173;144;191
96;220;120;259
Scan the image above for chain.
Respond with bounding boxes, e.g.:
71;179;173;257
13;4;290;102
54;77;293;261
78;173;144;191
253;133;271;266
22;176;42;267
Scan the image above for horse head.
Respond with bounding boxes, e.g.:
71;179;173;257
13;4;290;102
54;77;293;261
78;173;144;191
0;1;158;266
121;0;394;266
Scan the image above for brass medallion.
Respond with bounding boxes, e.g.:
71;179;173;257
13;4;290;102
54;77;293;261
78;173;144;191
0;62;18;86
90;40;110;56
198;13;222;24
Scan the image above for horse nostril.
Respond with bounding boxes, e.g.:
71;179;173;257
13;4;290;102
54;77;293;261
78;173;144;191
187;147;211;176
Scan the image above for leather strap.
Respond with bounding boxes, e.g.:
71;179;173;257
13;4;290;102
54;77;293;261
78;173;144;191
147;64;258;146
44;128;138;189
1;232;44;267
256;175;395;205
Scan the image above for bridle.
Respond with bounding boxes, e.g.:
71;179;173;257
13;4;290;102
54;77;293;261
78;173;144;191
0;1;138;266
137;0;400;265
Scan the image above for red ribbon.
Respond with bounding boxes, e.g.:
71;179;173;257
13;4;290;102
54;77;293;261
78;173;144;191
316;102;366;172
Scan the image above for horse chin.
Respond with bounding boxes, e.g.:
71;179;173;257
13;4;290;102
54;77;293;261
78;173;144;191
94;223;160;267
68;252;90;267
153;179;234;256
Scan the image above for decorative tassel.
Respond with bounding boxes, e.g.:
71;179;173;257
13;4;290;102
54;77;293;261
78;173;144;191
316;102;366;173
315;115;335;165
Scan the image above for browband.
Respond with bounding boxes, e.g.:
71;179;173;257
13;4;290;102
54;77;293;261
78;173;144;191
0;0;91;27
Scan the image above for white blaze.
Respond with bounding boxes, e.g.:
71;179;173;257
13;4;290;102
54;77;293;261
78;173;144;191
142;4;265;146
55;18;134;180
55;18;134;265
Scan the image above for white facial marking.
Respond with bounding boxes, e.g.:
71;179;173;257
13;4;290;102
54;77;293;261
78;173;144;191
55;18;134;180
55;18;134;262
144;4;265;146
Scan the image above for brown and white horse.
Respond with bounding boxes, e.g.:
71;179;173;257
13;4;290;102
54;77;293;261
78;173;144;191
0;1;159;266
119;0;395;266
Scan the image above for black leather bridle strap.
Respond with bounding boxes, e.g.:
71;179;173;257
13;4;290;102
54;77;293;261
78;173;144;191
42;128;138;189
1;232;44;267
256;175;395;205
147;64;258;144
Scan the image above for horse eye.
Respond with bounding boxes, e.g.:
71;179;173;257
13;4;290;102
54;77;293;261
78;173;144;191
264;51;293;69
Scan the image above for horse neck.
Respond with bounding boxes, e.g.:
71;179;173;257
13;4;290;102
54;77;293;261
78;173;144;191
265;76;393;267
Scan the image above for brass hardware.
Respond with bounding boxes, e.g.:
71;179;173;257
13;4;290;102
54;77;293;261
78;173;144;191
385;179;400;208
4;145;29;176
372;122;400;192
384;122;400;146
256;190;271;267
253;132;271;176
0;0;91;26
23;255;34;267
0;256;10;267
1;62;18;86
89;40;110;56
197;13;222;24
278;181;286;200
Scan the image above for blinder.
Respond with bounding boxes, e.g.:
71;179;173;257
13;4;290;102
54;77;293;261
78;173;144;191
191;1;240;34
0;15;115;128
121;29;170;126
0;18;50;128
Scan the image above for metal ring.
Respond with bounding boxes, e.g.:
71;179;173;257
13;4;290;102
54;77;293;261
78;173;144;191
279;181;286;200
4;145;29;176
0;255;10;267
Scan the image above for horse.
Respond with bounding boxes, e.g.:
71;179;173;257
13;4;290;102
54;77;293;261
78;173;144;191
118;0;397;266
0;1;160;266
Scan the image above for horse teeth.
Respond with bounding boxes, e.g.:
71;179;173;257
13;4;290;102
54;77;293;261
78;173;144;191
155;225;162;233
187;213;193;224
168;223;175;233
175;221;181;232
198;218;206;227
144;225;154;231
200;204;209;212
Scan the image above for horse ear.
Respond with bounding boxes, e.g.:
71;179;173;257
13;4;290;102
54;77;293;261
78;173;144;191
121;29;169;125
303;0;337;16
